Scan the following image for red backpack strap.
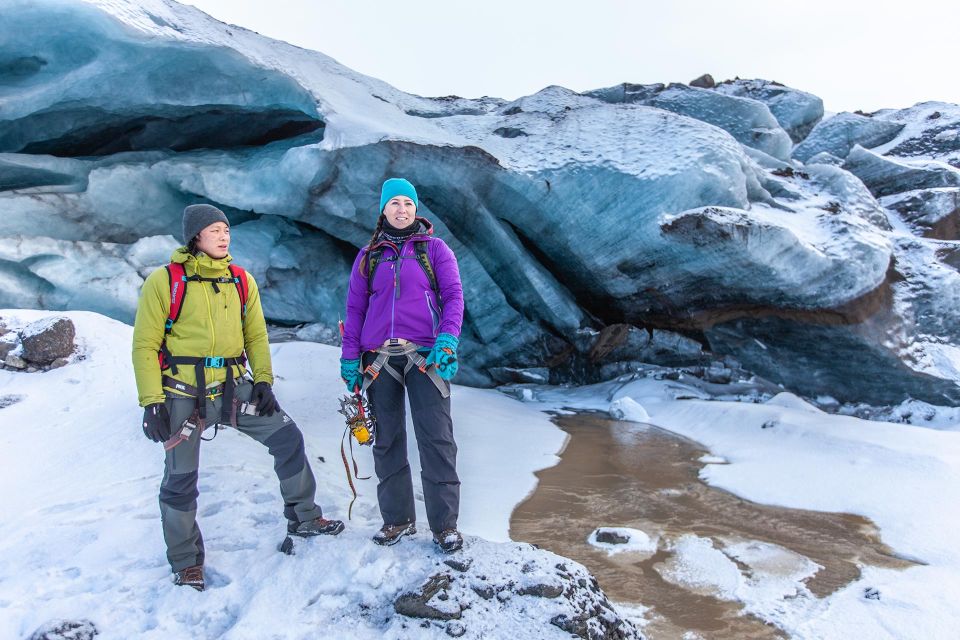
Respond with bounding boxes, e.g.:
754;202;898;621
165;263;188;331
228;264;249;319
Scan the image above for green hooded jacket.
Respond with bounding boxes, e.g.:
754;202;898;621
132;247;273;407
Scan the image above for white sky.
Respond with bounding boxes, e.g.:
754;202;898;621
183;0;960;113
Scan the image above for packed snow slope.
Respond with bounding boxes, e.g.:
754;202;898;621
3;0;960;406
0;310;650;640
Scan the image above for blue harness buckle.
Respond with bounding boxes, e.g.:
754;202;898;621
204;356;225;368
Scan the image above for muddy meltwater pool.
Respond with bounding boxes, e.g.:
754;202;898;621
509;413;916;639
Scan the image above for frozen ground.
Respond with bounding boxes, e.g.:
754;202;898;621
1;310;612;640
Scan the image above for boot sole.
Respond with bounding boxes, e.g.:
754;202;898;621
373;524;417;546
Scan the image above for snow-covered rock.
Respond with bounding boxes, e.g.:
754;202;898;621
609;397;651;423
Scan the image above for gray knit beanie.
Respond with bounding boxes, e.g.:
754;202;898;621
182;204;229;245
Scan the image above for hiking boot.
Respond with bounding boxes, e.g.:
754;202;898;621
173;564;204;591
288;516;345;537
372;522;417;546
433;529;463;554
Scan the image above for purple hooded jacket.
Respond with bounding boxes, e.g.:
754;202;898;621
342;218;464;360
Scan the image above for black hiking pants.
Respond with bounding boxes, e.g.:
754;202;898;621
362;353;460;534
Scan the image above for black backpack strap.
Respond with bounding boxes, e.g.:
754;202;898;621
366;247;384;297
414;240;441;306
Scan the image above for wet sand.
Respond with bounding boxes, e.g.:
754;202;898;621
510;413;916;639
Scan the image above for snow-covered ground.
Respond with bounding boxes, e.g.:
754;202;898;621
522;377;960;639
4;309;960;639
0;310;573;639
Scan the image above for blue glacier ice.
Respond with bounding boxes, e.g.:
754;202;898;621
2;0;960;404
793;113;904;162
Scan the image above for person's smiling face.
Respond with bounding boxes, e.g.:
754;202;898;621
383;195;417;229
194;221;230;258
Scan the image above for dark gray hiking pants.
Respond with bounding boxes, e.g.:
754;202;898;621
363;353;460;534
159;380;322;572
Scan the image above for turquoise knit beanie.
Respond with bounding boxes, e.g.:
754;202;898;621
379;178;418;213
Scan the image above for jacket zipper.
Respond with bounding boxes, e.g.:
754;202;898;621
388;241;401;337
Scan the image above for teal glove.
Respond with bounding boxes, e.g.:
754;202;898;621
425;333;459;380
340;357;362;393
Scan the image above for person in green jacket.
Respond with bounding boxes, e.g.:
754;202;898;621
132;204;343;591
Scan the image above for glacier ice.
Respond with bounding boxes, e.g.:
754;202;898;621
793;113;904;162
843;145;960;198
585;82;794;160
712;78;824;143
2;0;960;404
0;0;324;156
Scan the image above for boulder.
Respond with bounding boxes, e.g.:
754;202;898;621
27;620;97;640
689;73;715;89
20;316;75;365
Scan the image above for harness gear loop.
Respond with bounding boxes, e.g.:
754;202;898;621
163;409;205;451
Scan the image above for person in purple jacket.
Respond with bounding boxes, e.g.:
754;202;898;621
340;178;466;553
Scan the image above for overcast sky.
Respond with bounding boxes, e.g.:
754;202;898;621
183;0;959;113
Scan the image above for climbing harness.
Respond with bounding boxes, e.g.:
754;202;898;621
158;261;251;434
361;340;450;399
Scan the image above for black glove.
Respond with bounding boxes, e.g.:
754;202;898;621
142;403;171;442
251;382;280;417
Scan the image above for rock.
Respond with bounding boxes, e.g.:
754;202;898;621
515;583;564;598
394;574;462;621
703;364;733;384
595;529;631;545
443;558;473;573
445;621;467;638
48;357;70;370
793;112;904;162
689;73;715;89
4;352;27;369
0;394;25;409
0;331;19;361
20;316;75;365
471;585;495;600
27;619;98;640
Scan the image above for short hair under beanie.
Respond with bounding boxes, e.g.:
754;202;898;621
182;204;229;245
379;178;419;213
